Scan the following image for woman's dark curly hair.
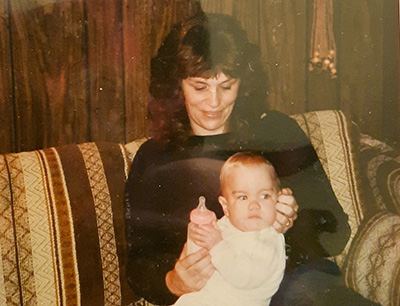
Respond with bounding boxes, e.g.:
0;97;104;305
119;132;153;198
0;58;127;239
148;13;268;144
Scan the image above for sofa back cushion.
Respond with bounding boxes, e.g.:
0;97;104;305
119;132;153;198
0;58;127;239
0;142;136;306
291;110;365;268
343;210;400;306
358;133;400;215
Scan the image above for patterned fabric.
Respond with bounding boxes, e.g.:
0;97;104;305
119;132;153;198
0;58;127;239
0;142;136;306
128;297;160;306
343;211;400;306
291;110;365;268
358;133;400;214
124;138;148;163
291;112;400;306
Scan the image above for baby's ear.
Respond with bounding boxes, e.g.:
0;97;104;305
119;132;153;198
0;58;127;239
218;196;229;216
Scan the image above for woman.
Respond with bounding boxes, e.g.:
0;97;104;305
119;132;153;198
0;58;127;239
124;12;367;306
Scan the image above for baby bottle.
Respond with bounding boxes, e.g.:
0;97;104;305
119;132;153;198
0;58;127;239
187;196;217;255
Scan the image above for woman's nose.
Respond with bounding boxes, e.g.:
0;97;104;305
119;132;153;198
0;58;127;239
206;88;221;108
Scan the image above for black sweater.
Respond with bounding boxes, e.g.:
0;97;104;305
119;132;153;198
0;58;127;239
124;111;350;305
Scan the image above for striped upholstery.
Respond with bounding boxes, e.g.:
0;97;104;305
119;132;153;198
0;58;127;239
343;134;400;306
291;110;365;268
0;142;136;306
358;133;400;215
292;111;400;306
344;211;400;306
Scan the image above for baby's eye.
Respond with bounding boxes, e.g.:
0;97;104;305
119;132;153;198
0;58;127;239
238;195;247;201
261;194;271;199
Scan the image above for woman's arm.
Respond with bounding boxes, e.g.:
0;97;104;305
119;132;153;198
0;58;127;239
257;111;351;258
124;142;178;304
124;141;215;304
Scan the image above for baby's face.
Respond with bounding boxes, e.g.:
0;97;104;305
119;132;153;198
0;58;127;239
219;164;278;232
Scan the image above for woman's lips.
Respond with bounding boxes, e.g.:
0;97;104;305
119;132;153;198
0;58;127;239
203;111;221;118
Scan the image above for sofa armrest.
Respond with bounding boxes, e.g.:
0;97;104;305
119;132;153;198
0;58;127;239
342;211;400;306
358;133;400;215
0;142;136;305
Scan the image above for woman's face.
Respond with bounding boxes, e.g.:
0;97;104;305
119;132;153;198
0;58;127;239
181;72;240;136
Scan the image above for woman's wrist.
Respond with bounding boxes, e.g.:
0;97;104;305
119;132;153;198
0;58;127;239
165;269;183;297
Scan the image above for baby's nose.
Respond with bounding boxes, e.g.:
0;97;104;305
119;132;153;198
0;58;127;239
249;200;261;210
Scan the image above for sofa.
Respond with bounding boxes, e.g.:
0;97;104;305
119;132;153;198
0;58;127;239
0;110;398;306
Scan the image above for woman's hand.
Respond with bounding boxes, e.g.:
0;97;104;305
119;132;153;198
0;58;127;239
274;187;298;233
165;244;215;297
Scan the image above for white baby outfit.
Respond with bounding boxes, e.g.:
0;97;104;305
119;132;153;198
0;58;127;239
173;216;286;306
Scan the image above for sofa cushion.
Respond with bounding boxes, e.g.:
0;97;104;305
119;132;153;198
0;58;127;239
342;211;400;306
358;134;400;215
0;142;136;306
291;110;365;268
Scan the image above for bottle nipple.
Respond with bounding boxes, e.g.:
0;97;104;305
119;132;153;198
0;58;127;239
190;196;216;225
197;196;206;211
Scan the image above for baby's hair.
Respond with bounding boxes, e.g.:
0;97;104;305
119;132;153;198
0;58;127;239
220;151;280;194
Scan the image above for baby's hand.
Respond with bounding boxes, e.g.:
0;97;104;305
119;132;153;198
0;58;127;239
189;220;222;251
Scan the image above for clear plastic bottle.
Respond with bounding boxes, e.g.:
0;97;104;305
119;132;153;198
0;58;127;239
186;196;217;255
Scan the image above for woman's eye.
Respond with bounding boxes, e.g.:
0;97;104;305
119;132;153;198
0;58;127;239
221;86;232;90
194;86;206;91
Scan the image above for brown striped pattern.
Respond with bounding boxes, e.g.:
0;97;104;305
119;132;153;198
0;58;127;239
292;110;364;268
0;142;134;305
343;211;400;306
20;150;59;306
79;143;122;305
0;155;20;305
41;148;80;305
358;134;400;215
6;153;37;305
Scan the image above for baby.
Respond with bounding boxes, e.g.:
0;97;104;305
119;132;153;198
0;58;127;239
173;151;286;306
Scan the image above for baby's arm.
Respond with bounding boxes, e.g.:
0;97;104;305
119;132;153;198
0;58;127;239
188;220;222;251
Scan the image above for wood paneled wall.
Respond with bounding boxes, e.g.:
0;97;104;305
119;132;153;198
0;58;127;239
0;0;398;154
0;0;201;153
201;0;400;148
